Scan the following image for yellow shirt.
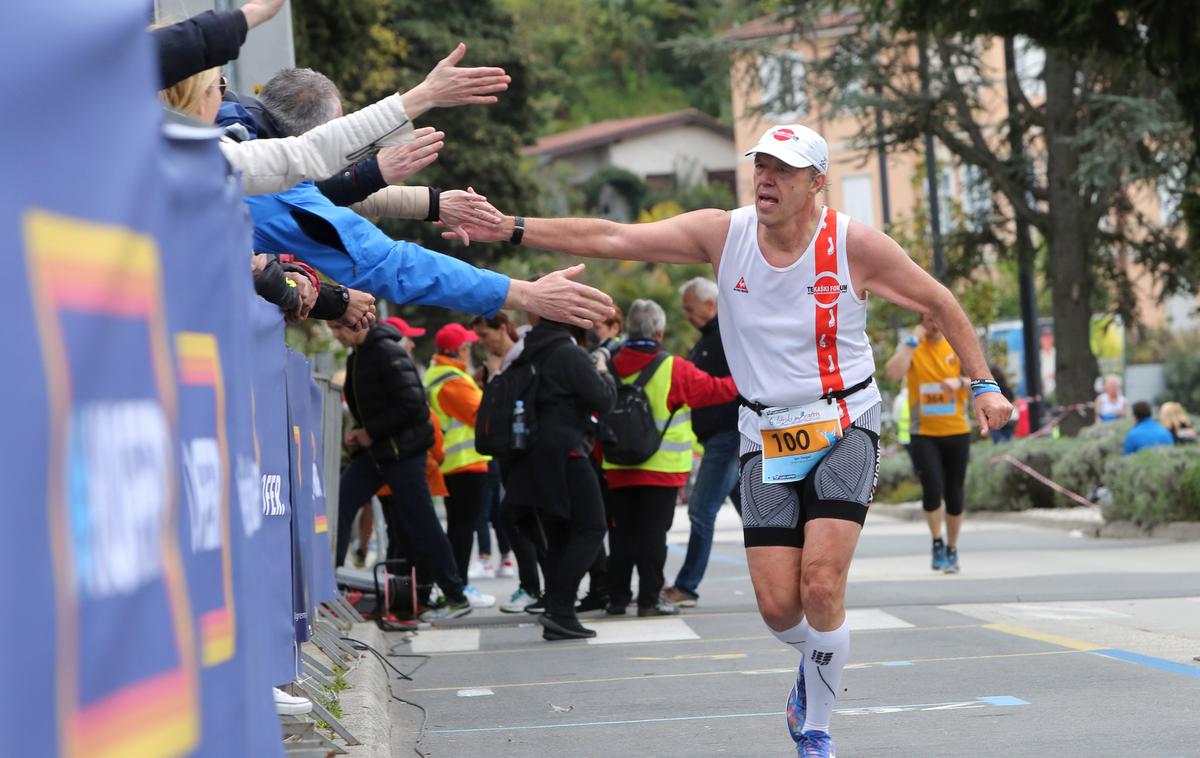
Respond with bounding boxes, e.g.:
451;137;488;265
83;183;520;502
907;338;970;437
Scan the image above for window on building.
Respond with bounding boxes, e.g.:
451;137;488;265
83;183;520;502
960;164;993;230
1014;36;1045;99
759;52;807;121
842;175;875;228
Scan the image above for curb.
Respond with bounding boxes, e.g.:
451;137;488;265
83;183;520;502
339;623;393;758
873;501;1200;541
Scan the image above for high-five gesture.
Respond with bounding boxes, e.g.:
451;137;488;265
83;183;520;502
399;43;511;119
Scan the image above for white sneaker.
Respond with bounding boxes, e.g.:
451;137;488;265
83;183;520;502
463;585;496;608
467;559;496;580
273;687;313;716
497;557;516;578
499;588;537;613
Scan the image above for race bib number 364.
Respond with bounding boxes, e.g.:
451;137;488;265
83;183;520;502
759;401;843;483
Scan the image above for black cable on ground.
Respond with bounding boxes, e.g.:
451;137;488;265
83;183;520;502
340;636;432;758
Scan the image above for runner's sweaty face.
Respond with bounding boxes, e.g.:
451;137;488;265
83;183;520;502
753;154;824;225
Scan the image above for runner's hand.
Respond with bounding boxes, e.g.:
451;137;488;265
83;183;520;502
974;392;1014;436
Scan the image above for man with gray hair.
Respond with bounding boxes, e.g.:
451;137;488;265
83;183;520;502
662;277;742;608
601;298;738;617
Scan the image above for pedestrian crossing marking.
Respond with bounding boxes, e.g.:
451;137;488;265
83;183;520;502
410;628;481;653
847;609;913;630
588;618;699;645
627;653;747;661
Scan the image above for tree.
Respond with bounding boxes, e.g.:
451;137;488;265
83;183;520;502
741;2;1195;433
292;0;544;267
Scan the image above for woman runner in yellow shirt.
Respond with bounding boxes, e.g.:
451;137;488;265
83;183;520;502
885;313;971;573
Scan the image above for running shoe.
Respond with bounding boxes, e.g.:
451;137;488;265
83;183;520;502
943;545;960;574
497;557;516;578
798;730;836;757
273;687;313;716
500;588;538;613
523;597;546;614
538;613;597;640
662;586;698;607
931;538;948;571
464;585;496;608
637;595;679;617
785;664;806;743
575;592;609;613
418;597;472;622
468;559;496;580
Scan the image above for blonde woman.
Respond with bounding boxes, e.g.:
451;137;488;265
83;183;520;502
1159;401;1196;444
157;43;509;195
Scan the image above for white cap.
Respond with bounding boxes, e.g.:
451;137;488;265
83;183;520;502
744;124;828;173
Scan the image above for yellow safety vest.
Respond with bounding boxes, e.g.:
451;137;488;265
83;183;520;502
424;364;491;473
603;355;696;474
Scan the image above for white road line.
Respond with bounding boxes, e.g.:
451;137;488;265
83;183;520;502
588;618;700;645
410;628;481;653
847;608;914;630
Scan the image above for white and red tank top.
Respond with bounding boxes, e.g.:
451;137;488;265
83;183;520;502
716;205;882;440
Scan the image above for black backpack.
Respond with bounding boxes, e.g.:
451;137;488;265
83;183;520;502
599;352;676;466
475;341;553;456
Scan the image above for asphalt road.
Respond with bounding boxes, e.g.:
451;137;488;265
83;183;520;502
386;505;1200;757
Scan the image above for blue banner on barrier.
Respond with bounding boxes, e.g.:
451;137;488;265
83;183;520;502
252;301;302;685
285;350;315;644
309;380;340;604
2;2;308;755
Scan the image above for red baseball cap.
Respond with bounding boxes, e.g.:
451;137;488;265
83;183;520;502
434;322;479;352
382;316;425;337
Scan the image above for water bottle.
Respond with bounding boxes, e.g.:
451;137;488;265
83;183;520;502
511;400;529;451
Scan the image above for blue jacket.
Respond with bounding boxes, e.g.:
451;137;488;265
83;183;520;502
1122;419;1174;456
220;102;511;316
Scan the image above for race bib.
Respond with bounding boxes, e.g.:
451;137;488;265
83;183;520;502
919;382;956;417
759;400;843;484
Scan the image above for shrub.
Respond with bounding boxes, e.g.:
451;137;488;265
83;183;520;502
1102;446;1200;525
1051;420;1131;500
965;436;1074;511
875;451;916;502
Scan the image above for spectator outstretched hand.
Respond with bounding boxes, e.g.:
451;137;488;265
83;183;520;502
436;186;505;244
402;43;511;117
378;127;444;184
339;289;377;331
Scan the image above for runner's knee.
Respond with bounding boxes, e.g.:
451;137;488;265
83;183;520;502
800;570;843;617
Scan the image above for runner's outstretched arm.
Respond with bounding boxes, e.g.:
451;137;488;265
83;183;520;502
445;209;729;265
847;220;1013;434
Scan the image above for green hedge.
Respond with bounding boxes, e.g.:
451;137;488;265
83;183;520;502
1050;420;1132;499
1102;446;1200;525
875;452;916;500
965;436;1073;511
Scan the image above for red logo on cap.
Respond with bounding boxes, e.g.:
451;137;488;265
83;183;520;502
773;128;795;141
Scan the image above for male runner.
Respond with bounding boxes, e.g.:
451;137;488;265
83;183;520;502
450;124;1013;756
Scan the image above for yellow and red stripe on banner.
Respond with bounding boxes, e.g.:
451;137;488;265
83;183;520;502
314;514;329;534
71;668;197;758
24;209;199;758
176;332;237;667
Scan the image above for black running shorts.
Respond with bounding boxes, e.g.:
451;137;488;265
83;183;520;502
740;423;880;549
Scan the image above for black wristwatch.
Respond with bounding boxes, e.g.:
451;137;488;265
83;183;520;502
338;285;350;305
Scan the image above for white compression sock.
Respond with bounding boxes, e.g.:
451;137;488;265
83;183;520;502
768;618;810;659
802;619;850;734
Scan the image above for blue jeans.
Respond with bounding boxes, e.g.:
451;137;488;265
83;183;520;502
673;430;742;597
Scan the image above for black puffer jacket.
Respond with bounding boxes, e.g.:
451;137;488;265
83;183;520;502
688;315;738;442
344;324;434;463
501;321;616;518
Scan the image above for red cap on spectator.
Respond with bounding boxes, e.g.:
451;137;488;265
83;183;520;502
434;323;478;352
382;317;426;337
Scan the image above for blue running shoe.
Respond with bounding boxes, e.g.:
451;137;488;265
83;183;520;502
931;538;948;570
943;545;960;574
798;730;836;757
785;664;806;742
